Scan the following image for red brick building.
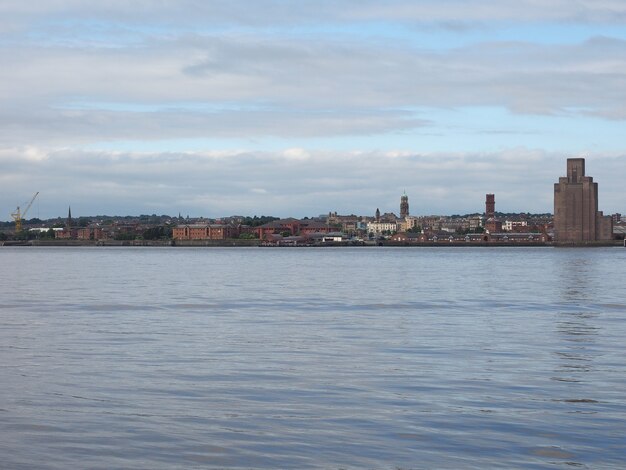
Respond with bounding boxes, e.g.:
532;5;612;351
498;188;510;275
299;220;335;235
173;223;236;240
55;229;77;239
484;217;503;233
77;227;104;240
254;218;302;239
254;218;339;239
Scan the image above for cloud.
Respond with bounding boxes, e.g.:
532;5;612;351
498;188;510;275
1;33;625;147
0;105;426;146
282;148;310;160
347;1;626;24
2;1;626;31
2;146;623;220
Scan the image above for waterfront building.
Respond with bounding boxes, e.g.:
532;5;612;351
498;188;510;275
554;158;613;243
389;231;548;244
307;232;346;243
254;218;340;240
487;233;548;243
255;218;302;239
77;226;104;240
173;223;236;240
390;232;423;243
299;221;335;235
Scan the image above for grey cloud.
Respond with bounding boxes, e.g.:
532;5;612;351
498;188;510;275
1;34;625;146
2;1;626;30
0;105;427;146
2;147;623;220
348;0;626;24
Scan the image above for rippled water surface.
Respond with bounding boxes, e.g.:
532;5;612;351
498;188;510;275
1;246;625;469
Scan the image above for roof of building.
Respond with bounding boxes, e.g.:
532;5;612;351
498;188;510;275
257;218;302;229
175;223;231;229
301;220;330;229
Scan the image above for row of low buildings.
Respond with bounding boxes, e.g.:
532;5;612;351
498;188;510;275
20;158;619;244
170;211;551;242
171;218;339;241
42;192;562;243
54;224;150;240
259;230;549;246
390;231;549;244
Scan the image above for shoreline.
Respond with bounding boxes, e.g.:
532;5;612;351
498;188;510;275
2;239;622;248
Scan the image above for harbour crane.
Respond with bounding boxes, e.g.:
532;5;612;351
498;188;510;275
10;192;39;233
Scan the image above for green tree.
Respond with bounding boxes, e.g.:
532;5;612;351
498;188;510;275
238;232;258;239
241;215;280;227
142;226;172;240
114;232;135;241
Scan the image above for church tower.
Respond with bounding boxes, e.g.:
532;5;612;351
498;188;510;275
400;192;409;218
66;206;73;231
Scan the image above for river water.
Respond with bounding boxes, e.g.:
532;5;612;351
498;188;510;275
1;246;625;469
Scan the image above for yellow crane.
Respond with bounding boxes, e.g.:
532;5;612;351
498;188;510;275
11;192;39;233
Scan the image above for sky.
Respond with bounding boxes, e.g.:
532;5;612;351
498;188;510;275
1;1;625;220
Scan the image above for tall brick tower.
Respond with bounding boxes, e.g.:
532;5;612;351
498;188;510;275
554;158;613;243
400;192;409;218
485;194;495;219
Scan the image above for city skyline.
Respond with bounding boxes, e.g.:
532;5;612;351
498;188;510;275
1;1;625;220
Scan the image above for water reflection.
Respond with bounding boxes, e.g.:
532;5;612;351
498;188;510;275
552;251;600;384
557;254;600;303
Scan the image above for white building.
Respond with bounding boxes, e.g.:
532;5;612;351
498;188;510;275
503;220;528;231
367;221;399;237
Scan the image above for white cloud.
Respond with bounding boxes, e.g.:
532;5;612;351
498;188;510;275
282;148;310;160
